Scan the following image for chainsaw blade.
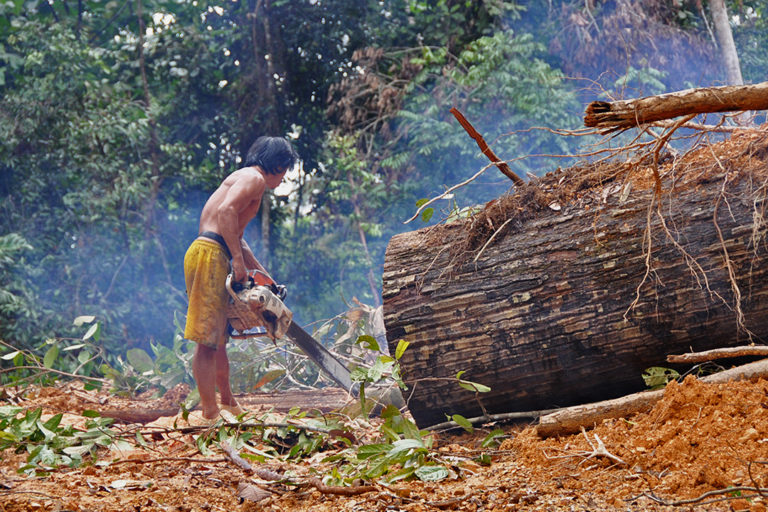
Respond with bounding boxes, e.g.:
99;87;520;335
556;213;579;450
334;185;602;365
286;321;358;395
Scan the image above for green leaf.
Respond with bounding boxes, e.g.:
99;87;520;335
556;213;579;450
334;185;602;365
81;410;101;418
356;335;379;352
126;349;154;374
642;367;680;389
421;208;434;222
73;316;96;327
77;350;92;365
389;438;424;455
356;443;389;460
451;414;474;433
0;406;22;417
458;380;491;393
380;404;401;419
1;350;20;361
481;428;506;448
456;372;491;393
385;466;416;483
62;445;91;457
42;413;63;431
475;453;492;466
82;322;100;341
414;465;449;482
43;345;59;369
395;340;409;360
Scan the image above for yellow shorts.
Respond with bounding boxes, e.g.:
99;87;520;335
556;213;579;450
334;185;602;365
184;239;230;348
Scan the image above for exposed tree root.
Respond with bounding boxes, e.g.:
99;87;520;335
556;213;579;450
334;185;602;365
633;485;768;507
543;426;626;468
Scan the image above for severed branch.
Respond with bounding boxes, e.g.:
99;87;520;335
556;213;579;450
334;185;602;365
220;442;377;496
450;107;525;186
635;485;768;507
305;477;377;496
584;81;768;133
537;358;768;437
544;426;626;467
667;345;768;364
426;406;559;432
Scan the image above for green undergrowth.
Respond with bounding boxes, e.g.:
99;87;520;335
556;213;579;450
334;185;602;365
0;318;501;485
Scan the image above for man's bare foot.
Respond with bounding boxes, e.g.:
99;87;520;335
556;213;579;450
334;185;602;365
185;410;218;427
221;403;245;416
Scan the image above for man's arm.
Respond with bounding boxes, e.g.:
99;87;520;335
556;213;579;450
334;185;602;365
240;239;269;275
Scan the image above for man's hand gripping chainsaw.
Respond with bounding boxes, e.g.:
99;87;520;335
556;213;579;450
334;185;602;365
226;270;292;340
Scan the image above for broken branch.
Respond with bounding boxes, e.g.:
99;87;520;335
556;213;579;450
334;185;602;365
220;442;377;496
584;81;768;132
450;107;525;186
667;345;768;363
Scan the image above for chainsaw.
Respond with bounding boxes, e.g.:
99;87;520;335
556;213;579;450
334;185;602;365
226;271;293;340
225;270;357;393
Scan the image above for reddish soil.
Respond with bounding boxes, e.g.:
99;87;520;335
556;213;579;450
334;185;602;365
1;374;767;511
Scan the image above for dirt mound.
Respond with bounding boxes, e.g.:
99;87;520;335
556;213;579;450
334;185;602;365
511;375;768;509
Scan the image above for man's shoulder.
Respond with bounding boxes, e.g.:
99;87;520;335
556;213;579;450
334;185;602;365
228;166;266;186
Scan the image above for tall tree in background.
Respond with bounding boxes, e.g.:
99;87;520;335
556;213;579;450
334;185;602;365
709;0;743;85
1;0;766;360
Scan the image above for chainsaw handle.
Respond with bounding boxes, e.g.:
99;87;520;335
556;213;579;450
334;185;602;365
225;274;246;303
249;269;276;286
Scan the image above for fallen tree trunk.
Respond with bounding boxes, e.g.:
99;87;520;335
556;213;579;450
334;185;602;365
584;81;768;131
383;134;768;429
536;359;768;437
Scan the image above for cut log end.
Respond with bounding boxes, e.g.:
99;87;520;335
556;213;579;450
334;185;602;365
583;101;613;128
583;81;768;130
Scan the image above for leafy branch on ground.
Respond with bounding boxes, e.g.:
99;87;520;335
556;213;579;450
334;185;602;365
0;406;114;476
0;327;499;487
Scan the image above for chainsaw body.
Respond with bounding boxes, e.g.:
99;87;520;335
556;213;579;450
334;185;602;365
226;272;293;340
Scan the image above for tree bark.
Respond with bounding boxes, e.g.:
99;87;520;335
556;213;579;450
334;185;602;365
536;359;768;437
383;156;768;428
709;0;743;86
584;81;768;131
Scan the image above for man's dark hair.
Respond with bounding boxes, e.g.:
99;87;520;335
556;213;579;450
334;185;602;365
245;136;299;175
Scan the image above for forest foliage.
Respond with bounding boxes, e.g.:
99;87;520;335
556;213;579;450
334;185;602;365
1;0;766;384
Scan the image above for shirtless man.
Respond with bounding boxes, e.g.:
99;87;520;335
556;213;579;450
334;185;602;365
183;136;298;421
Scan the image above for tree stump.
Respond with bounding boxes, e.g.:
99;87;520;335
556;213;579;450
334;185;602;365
383;132;768;428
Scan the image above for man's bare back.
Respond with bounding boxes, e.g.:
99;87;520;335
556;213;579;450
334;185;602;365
198;165;285;282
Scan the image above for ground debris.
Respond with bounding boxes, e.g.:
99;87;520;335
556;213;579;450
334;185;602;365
2;375;768;511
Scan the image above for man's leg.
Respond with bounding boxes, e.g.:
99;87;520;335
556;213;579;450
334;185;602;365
215;344;241;411
193;343;219;419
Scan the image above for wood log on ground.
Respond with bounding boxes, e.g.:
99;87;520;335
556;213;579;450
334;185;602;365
536;359;768;437
382;131;768;428
584;81;768;132
667;345;768;363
